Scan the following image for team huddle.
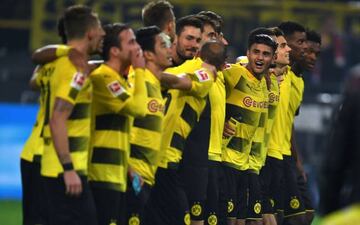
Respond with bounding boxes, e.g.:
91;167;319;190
20;1;321;225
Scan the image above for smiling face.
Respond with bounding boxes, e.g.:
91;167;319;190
152;33;173;70
175;25;202;60
275;35;292;66
88;17;105;54
246;43;274;79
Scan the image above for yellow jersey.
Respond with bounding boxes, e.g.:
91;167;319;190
88;64;146;192
129;69;165;186
40;57;92;177
159;68;215;168
282;70;304;156
21;67;45;163
222;64;268;171
166;57;226;162
267;67;292;160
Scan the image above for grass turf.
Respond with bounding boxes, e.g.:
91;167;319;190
0;200;22;225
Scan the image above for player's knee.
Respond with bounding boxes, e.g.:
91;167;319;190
304;211;314;225
283;214;306;225
245;219;262;225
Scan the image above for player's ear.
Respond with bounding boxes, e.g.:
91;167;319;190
110;46;120;57
143;50;154;61
87;27;95;41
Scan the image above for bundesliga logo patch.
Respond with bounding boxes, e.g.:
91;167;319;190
195;69;210;82
107;81;126;97
70;72;86;90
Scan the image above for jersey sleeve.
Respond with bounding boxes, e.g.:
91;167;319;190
187;68;214;98
222;63;242;93
92;72;131;113
54;59;85;105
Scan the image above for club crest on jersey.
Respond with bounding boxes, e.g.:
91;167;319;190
195;69;211;82
107;81;127;97
70;72;86;90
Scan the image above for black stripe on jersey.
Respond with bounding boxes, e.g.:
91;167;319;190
249;142;262;157
234;76;248;92
268;104;277;119
91;147;125;165
69;103;90;120
234;76;262;92
95;114;128;132
227;137;250;152
117;92;130;102
89;181;123;191
226;104;261;126
170;132;185;152
68;137;89;152
33;154;42;163
68;88;79;100
130;144;158;164
181;103;198;128
258;112;267;127
133;115;162;132
146;81;161;98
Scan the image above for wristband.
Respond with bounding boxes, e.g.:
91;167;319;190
62;162;74;171
56;45;71;57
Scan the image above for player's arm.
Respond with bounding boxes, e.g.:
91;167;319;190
121;49;147;117
29;65;41;90
32;44;90;74
160;73;192;91
32;44;70;64
222;64;242;97
49;98;82;197
186;63;216;98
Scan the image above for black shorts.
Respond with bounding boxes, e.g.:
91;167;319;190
21;158;49;225
126;178;152;225
282;155;306;217
221;165;248;220
90;184;126;225
205;160;224;225
296;170;314;212
43;175;97;225
180;163;208;221
247;172;262;220
143;167;189;225
259;156;284;214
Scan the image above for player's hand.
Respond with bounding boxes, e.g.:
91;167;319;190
223;121;235;137
63;170;82;197
68;49;89;75
130;48;145;69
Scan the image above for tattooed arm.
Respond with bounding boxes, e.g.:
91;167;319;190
49;97;82;196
